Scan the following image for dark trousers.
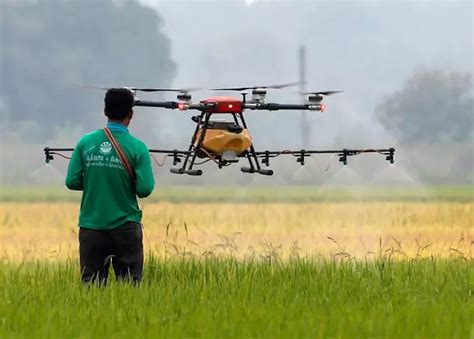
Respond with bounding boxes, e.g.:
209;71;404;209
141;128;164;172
79;222;143;286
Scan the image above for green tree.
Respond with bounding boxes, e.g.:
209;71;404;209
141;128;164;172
0;0;175;138
376;70;473;144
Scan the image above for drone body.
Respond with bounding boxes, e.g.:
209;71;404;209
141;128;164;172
44;85;395;176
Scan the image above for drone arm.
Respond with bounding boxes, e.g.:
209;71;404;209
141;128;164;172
253;148;395;166
133;100;179;109
148;149;191;166
255;149;394;155
133;100;206;111
44;147;73;163
44;147;191;167
244;103;323;111
148;149;191;156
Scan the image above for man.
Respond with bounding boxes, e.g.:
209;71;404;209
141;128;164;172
66;88;154;285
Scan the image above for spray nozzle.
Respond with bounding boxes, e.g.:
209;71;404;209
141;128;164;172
44;147;54;163
386;148;395;164
339;149;348;165
296;150;306;166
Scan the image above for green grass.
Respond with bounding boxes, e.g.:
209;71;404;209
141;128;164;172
0;185;473;203
0;258;472;338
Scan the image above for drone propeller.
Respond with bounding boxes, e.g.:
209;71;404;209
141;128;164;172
78;85;200;93
210;82;299;91
130;87;201;93
301;90;343;96
79;85;114;90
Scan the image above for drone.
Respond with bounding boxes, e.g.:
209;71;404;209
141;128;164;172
44;83;395;176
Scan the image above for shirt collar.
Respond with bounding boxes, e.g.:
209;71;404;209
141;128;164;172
106;121;129;134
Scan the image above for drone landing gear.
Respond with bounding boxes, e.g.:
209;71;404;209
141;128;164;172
170;111;209;176
237;112;274;176
240;149;274;176
170;168;203;176
241;167;274;176
240;151;274;176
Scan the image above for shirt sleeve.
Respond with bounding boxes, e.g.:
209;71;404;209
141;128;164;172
65;139;84;191
134;143;155;198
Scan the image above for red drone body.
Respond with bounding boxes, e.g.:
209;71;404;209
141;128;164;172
199;96;243;114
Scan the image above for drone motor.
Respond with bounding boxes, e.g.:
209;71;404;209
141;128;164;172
251;88;267;103
177;91;192;102
306;93;324;103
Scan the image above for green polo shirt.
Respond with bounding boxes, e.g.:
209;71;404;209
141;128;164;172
65;122;155;230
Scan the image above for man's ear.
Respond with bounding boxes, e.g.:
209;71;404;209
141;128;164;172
128;109;134;120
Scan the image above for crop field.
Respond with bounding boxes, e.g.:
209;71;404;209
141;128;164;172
0;186;472;338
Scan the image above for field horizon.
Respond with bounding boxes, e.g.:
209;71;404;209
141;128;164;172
1;185;473;203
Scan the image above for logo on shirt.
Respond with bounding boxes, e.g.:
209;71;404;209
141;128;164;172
99;141;112;155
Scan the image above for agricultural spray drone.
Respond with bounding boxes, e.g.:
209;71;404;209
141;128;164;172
44;84;395;176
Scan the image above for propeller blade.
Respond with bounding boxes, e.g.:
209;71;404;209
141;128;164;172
211;82;299;91
78;85;200;93
302;90;343;96
132;87;201;93
78;85;110;90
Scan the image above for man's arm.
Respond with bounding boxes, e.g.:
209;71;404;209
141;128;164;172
134;144;155;198
65;140;84;191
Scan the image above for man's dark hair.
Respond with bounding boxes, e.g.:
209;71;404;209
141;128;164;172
104;88;134;120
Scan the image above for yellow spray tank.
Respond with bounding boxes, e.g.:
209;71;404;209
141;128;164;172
196;121;252;157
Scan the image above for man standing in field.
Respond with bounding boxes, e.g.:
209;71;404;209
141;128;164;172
65;88;154;285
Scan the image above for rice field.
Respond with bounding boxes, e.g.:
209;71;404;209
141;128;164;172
1;258;471;338
0;186;472;338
